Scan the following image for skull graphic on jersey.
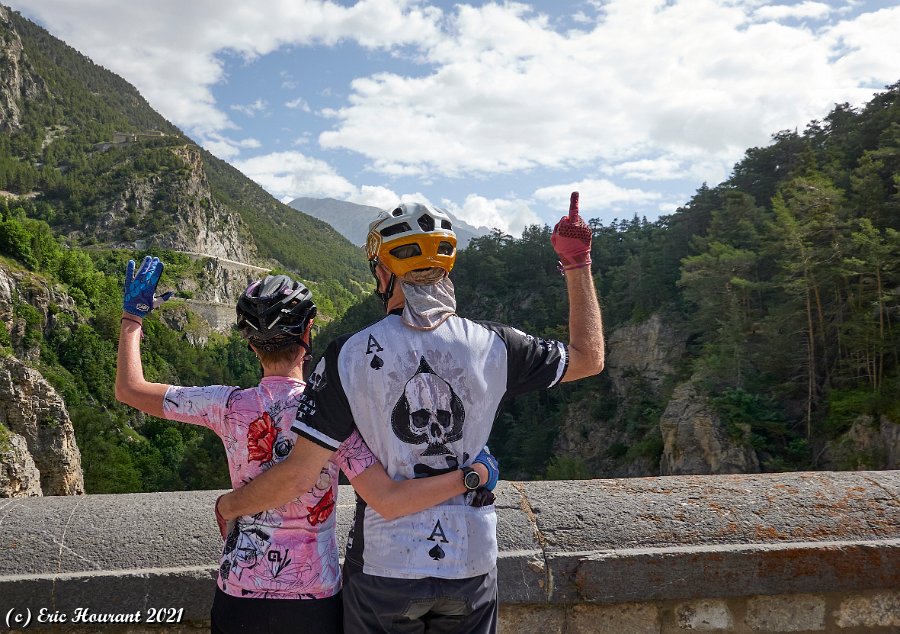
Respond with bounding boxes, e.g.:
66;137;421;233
392;357;465;456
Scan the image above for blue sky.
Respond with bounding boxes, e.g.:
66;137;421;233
11;0;900;235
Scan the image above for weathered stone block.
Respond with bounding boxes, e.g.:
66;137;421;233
568;603;660;634
675;600;733;630
745;594;825;631
499;605;565;633
834;591;900;628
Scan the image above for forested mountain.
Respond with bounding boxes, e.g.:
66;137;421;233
324;83;900;480
0;6;368;494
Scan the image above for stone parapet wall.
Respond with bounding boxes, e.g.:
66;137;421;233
0;471;897;632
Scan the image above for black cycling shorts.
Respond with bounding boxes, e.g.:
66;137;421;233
210;586;342;634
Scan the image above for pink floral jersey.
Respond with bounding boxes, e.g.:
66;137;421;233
162;376;377;600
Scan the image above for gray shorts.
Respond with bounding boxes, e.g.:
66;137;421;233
342;566;498;634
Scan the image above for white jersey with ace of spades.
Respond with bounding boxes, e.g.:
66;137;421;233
292;312;568;579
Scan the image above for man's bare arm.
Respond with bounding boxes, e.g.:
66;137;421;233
351;462;489;521
551;192;605;382
217;438;334;520
561;265;604;381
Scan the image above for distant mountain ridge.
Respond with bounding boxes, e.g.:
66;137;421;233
288;197;490;249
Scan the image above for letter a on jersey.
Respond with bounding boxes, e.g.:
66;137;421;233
427;520;449;543
366;334;383;354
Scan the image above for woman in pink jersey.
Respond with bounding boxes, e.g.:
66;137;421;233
115;257;498;634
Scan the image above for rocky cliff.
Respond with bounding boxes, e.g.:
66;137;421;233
555;313;760;477
555;314;687;477
0;5;46;132
92;144;257;264
0;356;83;496
0;427;41;496
659;381;761;475
822;414;900;471
0;264;84;496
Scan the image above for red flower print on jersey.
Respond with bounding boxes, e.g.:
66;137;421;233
247;412;277;463
307;487;335;525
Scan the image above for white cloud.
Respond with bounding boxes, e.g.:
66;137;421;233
318;1;900;186
441;194;541;236
231;151;358;200
753;2;832;21
285;97;312;112
348;185;401;209
230;99;268;117
533;179;661;223
605;157;689;181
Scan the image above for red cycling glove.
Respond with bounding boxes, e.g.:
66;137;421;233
551;191;592;271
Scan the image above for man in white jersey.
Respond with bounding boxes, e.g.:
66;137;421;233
217;192;604;632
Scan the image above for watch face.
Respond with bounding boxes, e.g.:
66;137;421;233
464;468;481;490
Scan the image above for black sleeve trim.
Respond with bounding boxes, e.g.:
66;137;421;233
293;427;341;451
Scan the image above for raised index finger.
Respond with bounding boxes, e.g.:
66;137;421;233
569;191;580;220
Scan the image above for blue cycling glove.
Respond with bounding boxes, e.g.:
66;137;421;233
473;446;499;491
123;256;172;318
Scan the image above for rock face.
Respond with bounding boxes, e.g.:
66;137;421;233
659;382;760;475
821;415;900;470
0;356;84;495
0;265;78;363
183;256;264;306
0;264;84;496
0;6;47;132
0;430;42;497
605;313;685;395
555;313;688;478
94;145;256;264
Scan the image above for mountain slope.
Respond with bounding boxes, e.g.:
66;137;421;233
288;196;490;249
1;5;368;294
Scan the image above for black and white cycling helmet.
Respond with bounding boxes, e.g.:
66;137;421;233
236;275;316;352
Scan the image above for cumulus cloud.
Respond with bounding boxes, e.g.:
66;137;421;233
231;151;358;200
348;185;402;209
441;194;542;236
753;2;832;21
201;133;263;159
318;1;900;186
230;99;268;117
533;179;661;224
604;157;689;181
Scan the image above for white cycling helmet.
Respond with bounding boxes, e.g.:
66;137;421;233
365;203;457;277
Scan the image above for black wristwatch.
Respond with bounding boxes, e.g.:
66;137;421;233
461;466;481;491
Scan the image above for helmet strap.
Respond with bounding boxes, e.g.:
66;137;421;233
370;259;396;312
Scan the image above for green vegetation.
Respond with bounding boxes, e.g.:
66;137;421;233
324;82;900;479
2;8;897;490
0;422;12;453
0;198;255;491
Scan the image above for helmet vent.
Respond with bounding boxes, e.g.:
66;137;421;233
438;241;455;255
441;220;452;230
417;214;435;232
381;222;411;237
391;207;403;217
390;243;423;259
